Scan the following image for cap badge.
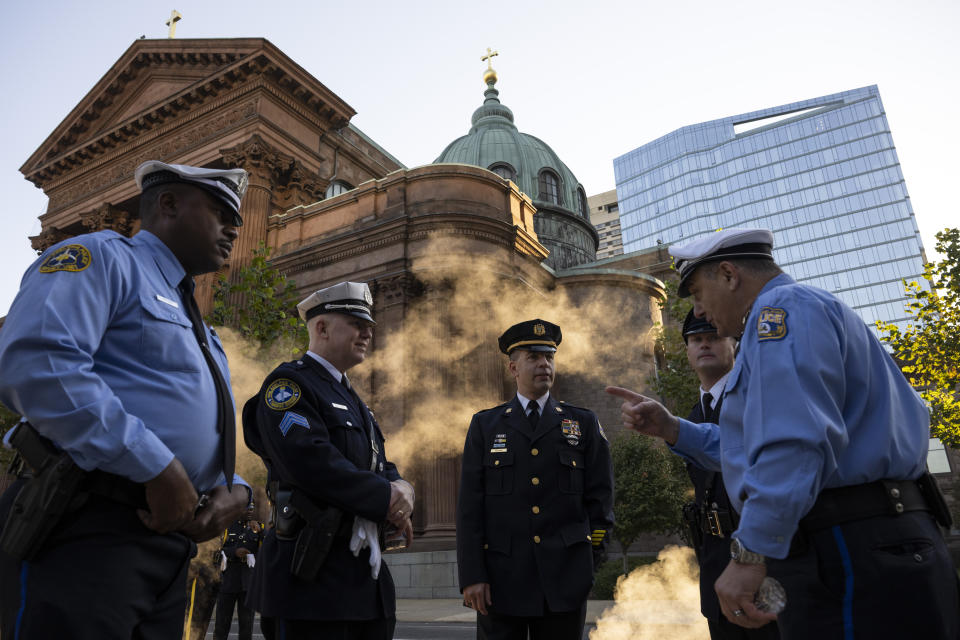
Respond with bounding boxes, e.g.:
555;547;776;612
363;288;373;305
39;245;92;273
757;307;788;341
533;323;546;336
237;172;248;194
265;379;302;410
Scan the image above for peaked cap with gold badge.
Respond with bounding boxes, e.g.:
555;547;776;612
498;319;562;355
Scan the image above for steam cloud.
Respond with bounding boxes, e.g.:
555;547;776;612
591;545;708;640
364;239;660;470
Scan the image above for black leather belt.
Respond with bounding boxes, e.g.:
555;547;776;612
800;478;929;532
83;470;148;510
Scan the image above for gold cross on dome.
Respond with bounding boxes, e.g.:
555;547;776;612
481;47;499;70
166;10;182;39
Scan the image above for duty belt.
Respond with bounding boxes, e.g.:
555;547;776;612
800;473;949;532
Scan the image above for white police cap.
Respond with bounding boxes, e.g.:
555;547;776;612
670;228;775;297
297;281;376;325
135;160;248;227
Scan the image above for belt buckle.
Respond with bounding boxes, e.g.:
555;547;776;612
706;509;725;538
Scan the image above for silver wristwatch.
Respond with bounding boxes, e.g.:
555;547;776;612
730;538;766;565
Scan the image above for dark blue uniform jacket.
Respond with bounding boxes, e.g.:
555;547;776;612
243;356;400;621
456;395;614;616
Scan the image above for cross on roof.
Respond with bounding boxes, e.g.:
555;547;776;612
166;10;182;39
481;47;499;70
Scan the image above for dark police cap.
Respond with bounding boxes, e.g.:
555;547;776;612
669;228;774;297
498;319;562;355
682;309;717;343
135;160;248;227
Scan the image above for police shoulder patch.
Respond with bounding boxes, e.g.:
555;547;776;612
39;244;92;273
757;306;788;341
265;378;302;410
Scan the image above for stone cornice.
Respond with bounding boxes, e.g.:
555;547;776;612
22;38;356;187
42;97;260;216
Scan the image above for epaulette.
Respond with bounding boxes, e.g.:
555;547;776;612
555;400;594;414
475;401;511;416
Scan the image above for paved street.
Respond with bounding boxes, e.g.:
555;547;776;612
206;619;598;639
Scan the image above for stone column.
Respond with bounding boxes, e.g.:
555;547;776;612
220;135;294;273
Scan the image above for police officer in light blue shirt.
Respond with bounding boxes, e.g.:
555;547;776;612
608;228;958;640
0;161;254;640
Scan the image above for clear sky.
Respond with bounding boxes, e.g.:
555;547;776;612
1;0;957;315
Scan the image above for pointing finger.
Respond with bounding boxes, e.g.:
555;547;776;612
605;386;646;402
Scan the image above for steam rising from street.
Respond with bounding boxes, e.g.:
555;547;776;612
591;546;708;640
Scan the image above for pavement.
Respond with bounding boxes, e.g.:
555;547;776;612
395;599;615;623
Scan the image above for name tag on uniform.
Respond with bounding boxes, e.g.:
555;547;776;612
332;402;349;410
156;294;179;309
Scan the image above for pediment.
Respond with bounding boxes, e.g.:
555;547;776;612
22;38;358;188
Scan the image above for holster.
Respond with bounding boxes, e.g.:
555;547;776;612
0;423;88;561
682;501;704;559
915;471;953;529
284;489;343;581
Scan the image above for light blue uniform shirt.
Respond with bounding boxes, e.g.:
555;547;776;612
0;230;238;491
672;273;929;558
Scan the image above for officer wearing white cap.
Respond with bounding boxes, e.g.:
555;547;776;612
608;229;959;639
243;281;414;640
458;319;614;640
680;310;779;640
0;160;252;638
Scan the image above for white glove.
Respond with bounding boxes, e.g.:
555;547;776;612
219;551;227;572
348;516;382;579
246;553;255;569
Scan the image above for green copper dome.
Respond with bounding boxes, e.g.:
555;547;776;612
434;68;598;269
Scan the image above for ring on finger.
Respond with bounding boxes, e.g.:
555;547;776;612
733;609;744;617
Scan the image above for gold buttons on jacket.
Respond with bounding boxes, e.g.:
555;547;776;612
532;506;540;514
571;460;577;467
494;460;500;466
533;535;541;543
531;477;540;486
531;448;539;456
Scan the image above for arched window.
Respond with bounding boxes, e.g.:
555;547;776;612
488;163;516;182
538;169;562;205
325;180;353;198
577;187;588;217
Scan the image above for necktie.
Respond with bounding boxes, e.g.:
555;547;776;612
527;401;540;429
178;277;235;488
702;392;715;423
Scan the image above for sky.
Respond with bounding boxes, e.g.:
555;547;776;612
1;0;957;315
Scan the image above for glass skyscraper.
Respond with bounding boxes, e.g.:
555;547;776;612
614;85;925;328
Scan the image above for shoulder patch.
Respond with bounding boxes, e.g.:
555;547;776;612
265;378;302;410
39;244;92;273
757;307;788;341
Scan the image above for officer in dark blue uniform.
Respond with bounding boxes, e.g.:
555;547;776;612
681;311;779;640
609;228;959;639
0;161;252;639
214;517;263;640
243;281;415;640
457;319;614;640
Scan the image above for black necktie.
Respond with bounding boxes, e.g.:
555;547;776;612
179;277;235;489
702;392;715;423
527;401;540;429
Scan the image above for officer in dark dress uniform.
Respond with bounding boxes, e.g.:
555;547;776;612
681;311;779;640
457;319;614;640
214;517;263;640
243;281;415;640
